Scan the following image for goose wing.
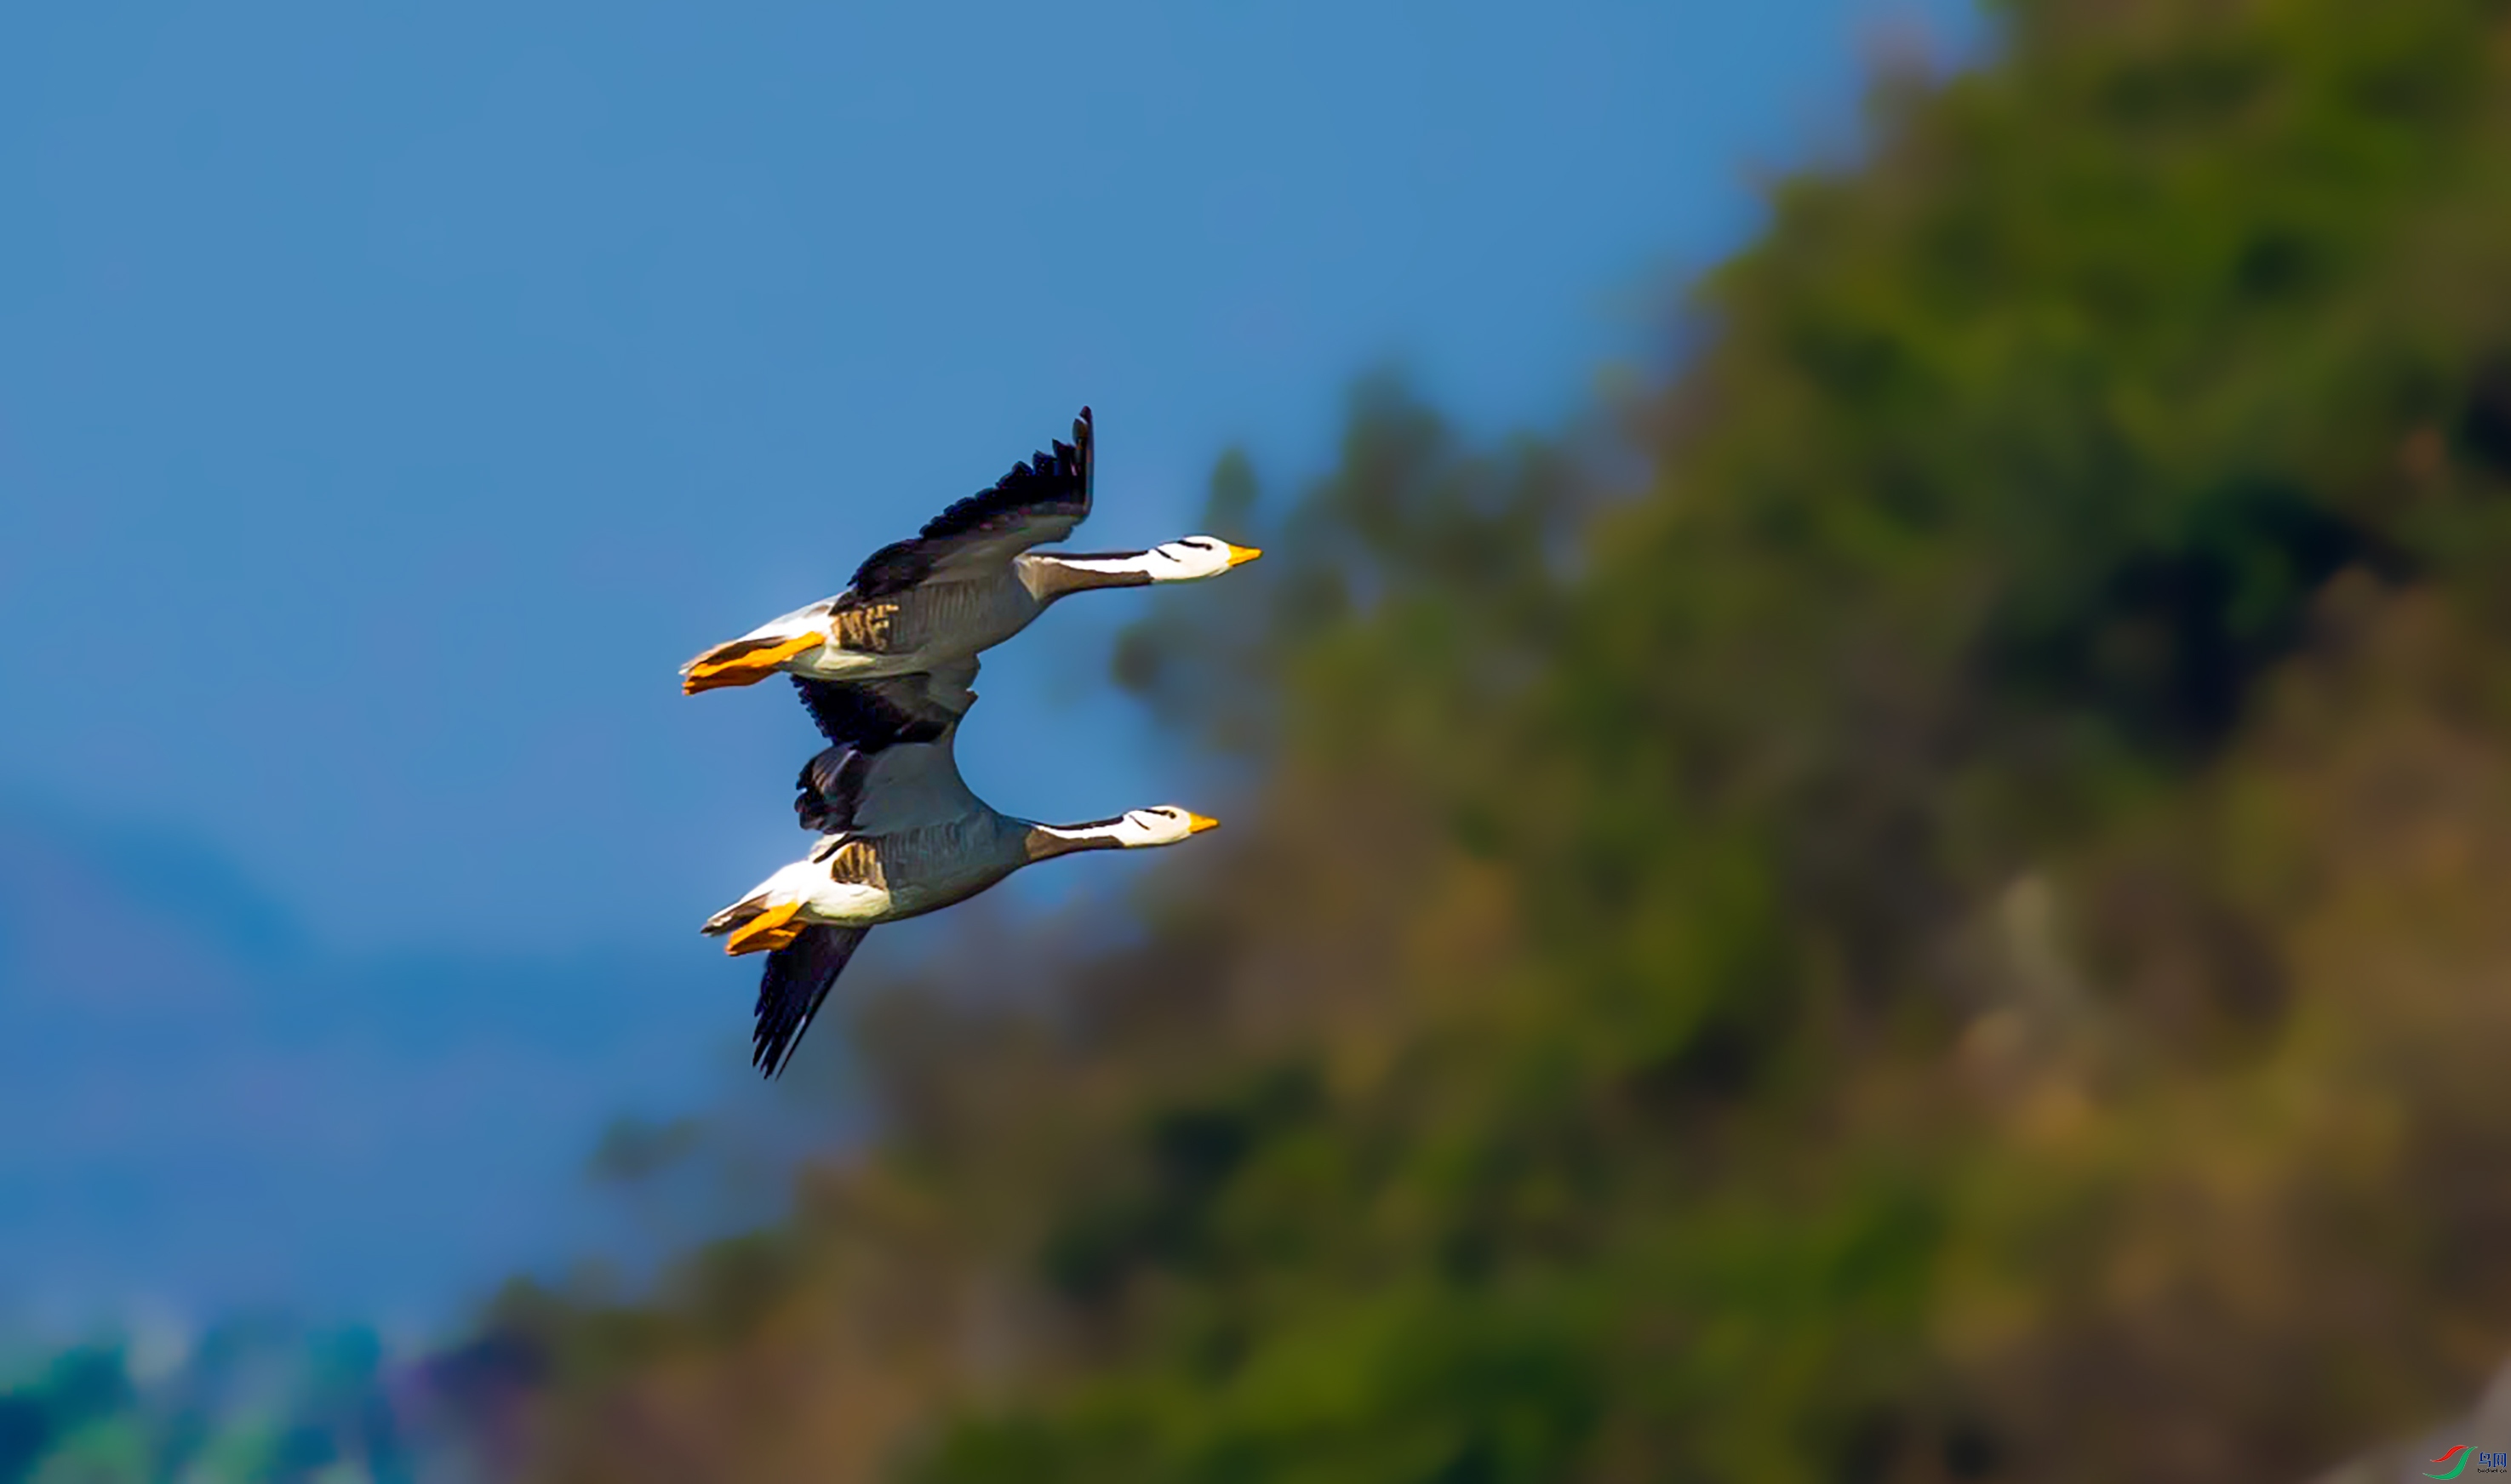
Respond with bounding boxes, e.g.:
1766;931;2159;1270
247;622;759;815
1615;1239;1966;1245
754;925;870;1079
791;656;978;754
762;694;987;1076
846;408;1093;601
790;655;984;833
794;714;987;837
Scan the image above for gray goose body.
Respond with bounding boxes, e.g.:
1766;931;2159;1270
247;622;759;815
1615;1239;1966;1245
680;408;1259;695
701;677;1215;1079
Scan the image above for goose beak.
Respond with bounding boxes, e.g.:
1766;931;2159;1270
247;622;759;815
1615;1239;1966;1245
724;899;807;956
681;631;826;694
1222;544;1263;569
1186;813;1222;835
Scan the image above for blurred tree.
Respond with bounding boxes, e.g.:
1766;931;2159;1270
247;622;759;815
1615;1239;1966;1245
467;0;2511;1481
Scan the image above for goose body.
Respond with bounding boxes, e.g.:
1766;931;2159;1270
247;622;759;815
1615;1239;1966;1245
702;677;1216;1077
681;408;1259;694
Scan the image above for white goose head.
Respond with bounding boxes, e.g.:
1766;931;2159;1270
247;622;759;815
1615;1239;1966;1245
1107;805;1221;847
1141;536;1263;582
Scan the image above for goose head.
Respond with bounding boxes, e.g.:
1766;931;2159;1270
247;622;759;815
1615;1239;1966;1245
1141;536;1263;581
1109;806;1222;847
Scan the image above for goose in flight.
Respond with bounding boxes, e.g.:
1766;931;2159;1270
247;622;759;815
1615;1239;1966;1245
701;675;1218;1078
681;408;1260;695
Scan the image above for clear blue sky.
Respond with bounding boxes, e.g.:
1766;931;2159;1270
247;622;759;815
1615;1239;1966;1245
0;0;1979;1331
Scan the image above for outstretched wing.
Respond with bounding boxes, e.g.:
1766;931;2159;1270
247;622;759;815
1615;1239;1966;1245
790;656;978;753
794;720;987;836
754;925;870;1079
790;657;985;833
847;408;1093;600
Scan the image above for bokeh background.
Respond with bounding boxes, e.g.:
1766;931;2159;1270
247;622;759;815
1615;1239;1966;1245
8;0;2511;1478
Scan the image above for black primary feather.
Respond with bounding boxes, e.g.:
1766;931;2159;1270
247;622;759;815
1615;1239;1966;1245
794;745;876;834
792;676;952;752
847;408;1094;599
844;540;938;602
753;925;871;1079
916;406;1093;548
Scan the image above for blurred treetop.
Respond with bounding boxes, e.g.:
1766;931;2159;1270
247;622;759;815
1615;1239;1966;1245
474;3;2511;1481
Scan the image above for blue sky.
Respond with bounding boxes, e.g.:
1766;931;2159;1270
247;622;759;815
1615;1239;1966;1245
0;0;1979;1328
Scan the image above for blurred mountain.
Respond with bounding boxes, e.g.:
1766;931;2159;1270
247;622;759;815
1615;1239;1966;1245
0;799;746;1324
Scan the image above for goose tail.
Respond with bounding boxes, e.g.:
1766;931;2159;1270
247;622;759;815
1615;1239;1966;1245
681;628;827;694
702;892;808;956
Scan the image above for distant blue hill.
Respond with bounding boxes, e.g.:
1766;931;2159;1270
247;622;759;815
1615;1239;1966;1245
0;796;799;1329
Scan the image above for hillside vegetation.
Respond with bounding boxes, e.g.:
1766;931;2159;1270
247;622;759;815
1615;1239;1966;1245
467;2;2511;1480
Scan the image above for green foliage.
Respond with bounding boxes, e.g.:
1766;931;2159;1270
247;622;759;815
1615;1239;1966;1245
478;2;2511;1481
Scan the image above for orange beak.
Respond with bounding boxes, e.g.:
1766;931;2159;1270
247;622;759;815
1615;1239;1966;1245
1222;544;1263;569
682;631;826;695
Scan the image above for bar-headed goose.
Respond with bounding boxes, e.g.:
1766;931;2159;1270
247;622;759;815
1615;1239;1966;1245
681;408;1260;694
701;681;1218;1078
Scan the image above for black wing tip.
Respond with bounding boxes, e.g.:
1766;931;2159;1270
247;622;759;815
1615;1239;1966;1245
844;538;926;599
849;408;1095;597
793;740;872;833
753;1023;798;1078
753;980;809;1078
844;407;1090;597
920;409;1095;535
751;927;868;1080
791;675;948;753
1006;420;1090;499
755;1034;803;1080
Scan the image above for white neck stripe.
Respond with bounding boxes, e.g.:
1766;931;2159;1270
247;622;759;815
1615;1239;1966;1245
1034;822;1119;842
1046;552;1160;575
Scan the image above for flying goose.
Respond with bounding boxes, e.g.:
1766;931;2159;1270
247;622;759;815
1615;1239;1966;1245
680;408;1260;695
702;683;1218;1078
